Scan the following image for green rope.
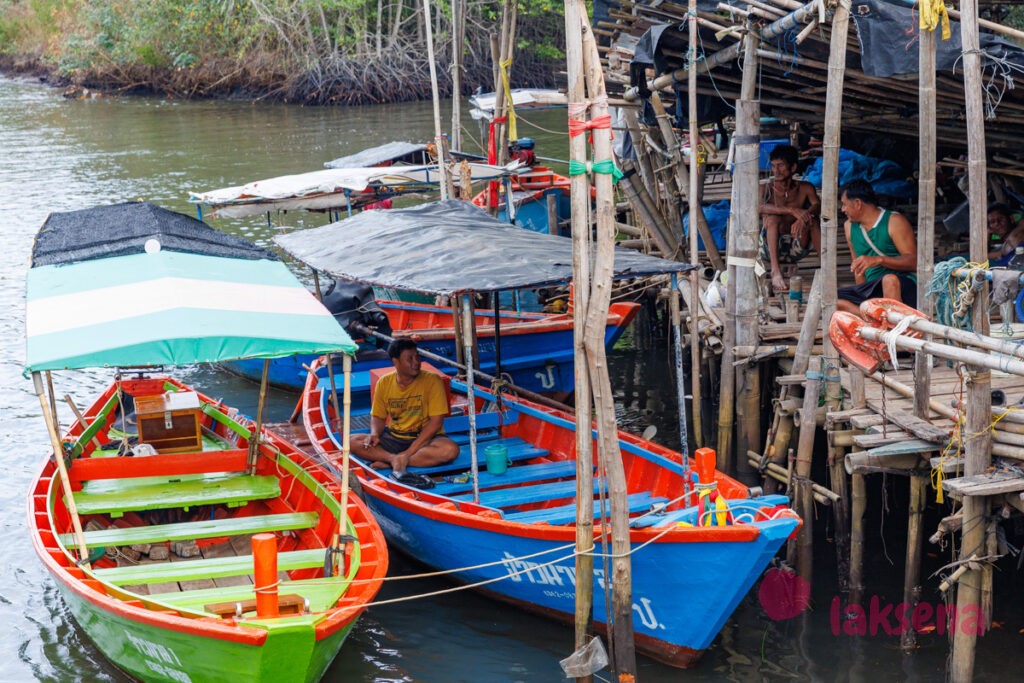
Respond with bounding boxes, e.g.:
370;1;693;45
928;257;971;329
568;159;623;183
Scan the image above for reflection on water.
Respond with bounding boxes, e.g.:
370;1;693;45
1;75;1018;682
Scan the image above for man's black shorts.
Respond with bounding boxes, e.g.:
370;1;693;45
379;428;416;454
837;274;917;308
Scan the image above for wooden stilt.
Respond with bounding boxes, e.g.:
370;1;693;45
952;0;992;677
792;362;822;581
731;26;761;481
565;0;595;672
850;472;866;605
900;473;927;651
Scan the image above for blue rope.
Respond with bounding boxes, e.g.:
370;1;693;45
928;257;969;329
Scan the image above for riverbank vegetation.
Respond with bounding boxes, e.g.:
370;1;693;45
0;0;563;103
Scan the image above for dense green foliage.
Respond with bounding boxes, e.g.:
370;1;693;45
0;0;564;103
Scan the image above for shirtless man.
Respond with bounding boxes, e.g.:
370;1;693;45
759;144;821;293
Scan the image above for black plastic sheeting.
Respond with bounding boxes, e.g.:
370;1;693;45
275;200;693;295
324;141;429;169
851;0;1024;78
31;201;277;268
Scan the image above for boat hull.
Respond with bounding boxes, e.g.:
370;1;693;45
359;486;795;668
224;301;638;393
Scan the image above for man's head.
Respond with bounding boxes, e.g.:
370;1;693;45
840;180;879;222
988;203;1015;238
768;145;799;180
388;338;421;378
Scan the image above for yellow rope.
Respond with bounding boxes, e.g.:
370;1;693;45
919;0;951;41
499;57;518;140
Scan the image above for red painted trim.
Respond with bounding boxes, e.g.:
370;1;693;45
69;450;248;484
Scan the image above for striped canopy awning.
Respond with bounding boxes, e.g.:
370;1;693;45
25;250;357;373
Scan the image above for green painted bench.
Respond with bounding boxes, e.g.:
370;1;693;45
74;473;280;517
92;548;326;585
149;578;347;615
59;512;318;548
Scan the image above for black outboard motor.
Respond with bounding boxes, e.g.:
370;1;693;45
320;279;392;347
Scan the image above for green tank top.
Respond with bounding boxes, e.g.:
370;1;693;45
850;209;916;284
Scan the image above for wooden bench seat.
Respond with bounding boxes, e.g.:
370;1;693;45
59;512;318;549
504;492;667;525
454;479;602;509
93;548;326;585
149;578;346;615
431;461;578;496
74;473;280;517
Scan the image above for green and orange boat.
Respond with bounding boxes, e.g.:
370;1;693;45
25;202;387;682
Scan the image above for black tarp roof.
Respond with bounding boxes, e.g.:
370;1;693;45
31;201;277;268
324;141;429;169
274;200;693;295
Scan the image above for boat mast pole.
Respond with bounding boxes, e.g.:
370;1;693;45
421;0;452;200
686;0;703;450
247;359;271;474
671;274;692;502
461;294;481;503
312;271;344;440
334;353;354;576
32;372;90;566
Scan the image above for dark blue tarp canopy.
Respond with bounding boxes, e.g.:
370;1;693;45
275;200;694;295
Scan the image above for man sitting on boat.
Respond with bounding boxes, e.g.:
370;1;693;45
353;339;459;483
759;144;821;293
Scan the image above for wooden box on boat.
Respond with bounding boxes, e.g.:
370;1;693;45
135;391;202;453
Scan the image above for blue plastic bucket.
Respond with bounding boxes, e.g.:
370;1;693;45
484;444;510;475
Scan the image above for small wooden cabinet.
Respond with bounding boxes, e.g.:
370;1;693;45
135;391;202;453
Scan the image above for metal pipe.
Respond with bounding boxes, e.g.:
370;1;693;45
859;325;1024;376
885;309;1024;360
671;275;692;499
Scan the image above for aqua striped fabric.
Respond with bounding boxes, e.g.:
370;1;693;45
25;250;356;373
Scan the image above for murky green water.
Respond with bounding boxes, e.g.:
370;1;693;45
1;75;1017;682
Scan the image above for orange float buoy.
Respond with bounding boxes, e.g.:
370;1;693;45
829;311;888;374
252;532;279;618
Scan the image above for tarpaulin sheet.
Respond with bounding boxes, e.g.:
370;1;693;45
275;200;693;295
851;0;1024;77
324;141;428;169
32;201;275;268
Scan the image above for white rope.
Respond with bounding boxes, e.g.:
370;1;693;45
879;315;917;370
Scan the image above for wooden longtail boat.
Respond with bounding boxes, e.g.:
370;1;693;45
302;358;801;668
224;297;639;393
25;202;387;682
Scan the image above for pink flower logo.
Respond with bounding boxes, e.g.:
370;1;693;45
758;565;811;621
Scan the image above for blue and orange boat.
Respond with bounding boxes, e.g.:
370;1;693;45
301;357;800;668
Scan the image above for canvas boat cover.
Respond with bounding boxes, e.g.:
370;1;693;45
190;163;519;218
25;202;356;373
469;88;569;119
274;199;693;295
324;141;429;169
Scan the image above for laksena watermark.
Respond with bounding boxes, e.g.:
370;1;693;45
757;567;985;637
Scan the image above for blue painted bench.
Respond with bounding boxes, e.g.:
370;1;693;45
431;461;578;496
397;437;548;476
454;478;602;509
505;492;668;525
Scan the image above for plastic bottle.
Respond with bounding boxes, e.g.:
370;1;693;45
1010;246;1024;270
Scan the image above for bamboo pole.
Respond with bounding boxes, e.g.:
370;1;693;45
449;0;464;152
333;353;353;576
953;0;992;676
687;0;704;450
33;372;89;565
819;0;849;435
581;17;636;675
732;26;760;481
792;367;821;581
901;473;927;651
247;359;270;474
421;0;452;200
64;395;101;450
850;472;866;605
565;0;594;671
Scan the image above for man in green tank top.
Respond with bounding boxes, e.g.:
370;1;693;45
837;180;917;317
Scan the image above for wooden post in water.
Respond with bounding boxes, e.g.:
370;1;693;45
449;0;464;152
564;0;594;672
686;0;703;449
849;471;866;605
819;0;850;436
421;0;452;200
732;26;760;481
952;0;992;678
581;17;637;677
903;20;937;654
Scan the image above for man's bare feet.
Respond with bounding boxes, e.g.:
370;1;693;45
771;271;787;293
369;461;387;471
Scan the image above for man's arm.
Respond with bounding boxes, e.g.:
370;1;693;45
844;220;866;284
802;183;821;216
364;415;386;448
397;414;445;457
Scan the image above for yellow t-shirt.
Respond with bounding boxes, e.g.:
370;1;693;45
371;371;449;438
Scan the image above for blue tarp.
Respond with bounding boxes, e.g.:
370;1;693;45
683;200;730;252
802;149;914;198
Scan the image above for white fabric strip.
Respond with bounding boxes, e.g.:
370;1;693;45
27;277;329;337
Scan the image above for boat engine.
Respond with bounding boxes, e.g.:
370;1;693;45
321;279;393;346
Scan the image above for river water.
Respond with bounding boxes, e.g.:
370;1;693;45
0;75;1017;682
